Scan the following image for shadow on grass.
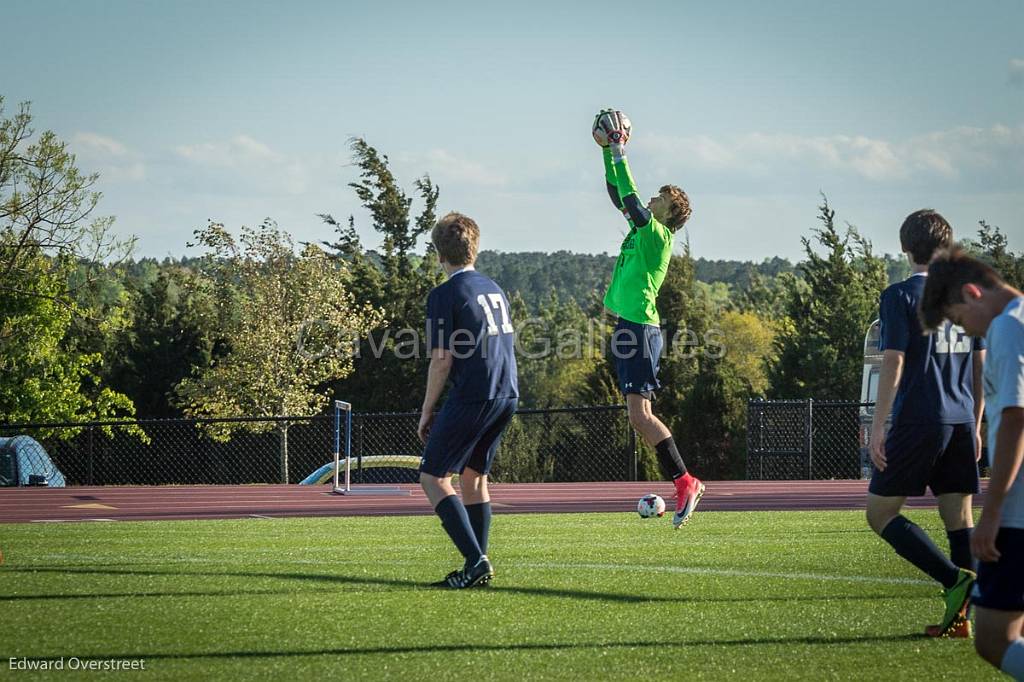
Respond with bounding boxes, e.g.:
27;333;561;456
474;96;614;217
18;633;928;663
0;590;299;603
4;566;929;606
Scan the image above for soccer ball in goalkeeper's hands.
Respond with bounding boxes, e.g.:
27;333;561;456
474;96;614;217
637;494;666;518
592;109;631;147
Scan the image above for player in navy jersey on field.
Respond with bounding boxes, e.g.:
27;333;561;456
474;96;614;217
418;212;518;589
866;210;985;638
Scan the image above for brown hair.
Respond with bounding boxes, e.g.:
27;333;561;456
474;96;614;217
900;209;953;265
659;185;692;233
432;212;480;267
919;246;1003;331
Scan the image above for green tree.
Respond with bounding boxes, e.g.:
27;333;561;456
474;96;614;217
650;251;778;479
965;221;1024;289
0;97;137;428
514;292;604;408
0;97;133;302
107;265;218;418
320;138;443;412
770;197;887;400
176;220;384;482
0;238;136;427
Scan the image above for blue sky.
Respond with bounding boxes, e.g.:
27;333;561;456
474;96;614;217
5;0;1022;262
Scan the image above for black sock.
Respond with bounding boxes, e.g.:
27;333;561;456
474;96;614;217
655;437;687;480
434;495;482;565
466;502;492;555
947;528;975;573
881;515;961;588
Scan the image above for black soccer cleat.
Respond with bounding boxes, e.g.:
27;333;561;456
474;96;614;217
431;555;494;589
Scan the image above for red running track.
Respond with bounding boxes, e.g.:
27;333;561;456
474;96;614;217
0;480;986;524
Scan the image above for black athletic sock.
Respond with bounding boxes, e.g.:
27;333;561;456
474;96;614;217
434;495;483;564
655;437;687;480
466;502;492;555
947;528;975;573
881;515;961;588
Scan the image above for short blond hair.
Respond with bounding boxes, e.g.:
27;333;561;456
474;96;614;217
659;185;692;232
432;212;480;267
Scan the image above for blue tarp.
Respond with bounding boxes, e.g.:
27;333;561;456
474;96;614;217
0;436;66;487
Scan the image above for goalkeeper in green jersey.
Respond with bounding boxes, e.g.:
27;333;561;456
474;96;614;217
594;109;705;528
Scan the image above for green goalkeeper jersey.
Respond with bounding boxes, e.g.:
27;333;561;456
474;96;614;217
601;148;673;326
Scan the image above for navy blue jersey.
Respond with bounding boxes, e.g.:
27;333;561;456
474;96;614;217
878;274;983;425
426;269;519;404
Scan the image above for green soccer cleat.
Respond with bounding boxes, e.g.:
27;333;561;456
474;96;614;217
938;568;976;636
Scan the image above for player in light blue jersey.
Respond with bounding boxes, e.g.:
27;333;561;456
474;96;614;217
921;249;1024;680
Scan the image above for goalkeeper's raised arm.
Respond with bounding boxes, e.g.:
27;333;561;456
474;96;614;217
593;110;690;232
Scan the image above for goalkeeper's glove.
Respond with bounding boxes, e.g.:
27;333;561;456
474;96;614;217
602;110;631;158
592;108;615;147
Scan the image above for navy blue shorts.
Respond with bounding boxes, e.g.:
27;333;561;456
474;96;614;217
420;398;518;478
868;422;979;497
972;528;1024;612
612;318;663;398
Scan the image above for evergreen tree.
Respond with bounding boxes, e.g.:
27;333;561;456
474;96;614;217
770;197;887;400
966;221;1024;289
320;138;443;412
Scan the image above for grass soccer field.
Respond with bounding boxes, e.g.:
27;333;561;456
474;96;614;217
0;510;1000;681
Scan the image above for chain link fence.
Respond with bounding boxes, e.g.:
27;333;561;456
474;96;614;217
746;400;870;480
0;405;637;486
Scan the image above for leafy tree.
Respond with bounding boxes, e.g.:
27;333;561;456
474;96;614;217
514;292;603;408
177;220;384;482
734;270;808;321
0;97;137;429
320;138;443;412
770;197;887;400
650;251;777;479
0;97;133;302
965;221;1024;289
0;237;136;429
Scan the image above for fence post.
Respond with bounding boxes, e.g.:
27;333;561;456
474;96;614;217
356;417;363;483
88;425;95;486
629;420;638;481
279;423;289;484
806;399;814;480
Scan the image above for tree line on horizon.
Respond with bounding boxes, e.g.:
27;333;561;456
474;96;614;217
3;97;1022;478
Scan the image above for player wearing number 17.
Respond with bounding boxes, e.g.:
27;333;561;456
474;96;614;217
593;109;704;528
418;212;519;589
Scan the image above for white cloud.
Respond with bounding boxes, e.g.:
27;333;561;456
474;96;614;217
72;132;145;182
1010;58;1024;88
402;149;507;188
175;134;278;167
74;132;128;156
636;123;1024;186
173;135;314;195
